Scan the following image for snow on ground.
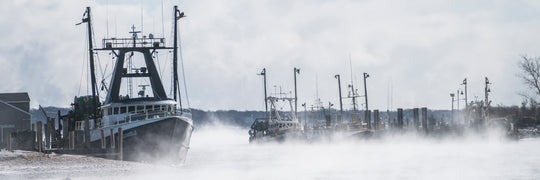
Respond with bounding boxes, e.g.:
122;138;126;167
0;150;160;180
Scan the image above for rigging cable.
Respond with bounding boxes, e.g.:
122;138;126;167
91;12;100;98
177;18;190;108
78;28;88;96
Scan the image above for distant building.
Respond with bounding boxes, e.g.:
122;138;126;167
0;92;31;148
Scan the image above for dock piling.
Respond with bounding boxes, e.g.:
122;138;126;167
397;108;403;129
69;131;74;150
100;129;105;149
62;119;68;148
118;128;123;160
8;133;11;151
365;110;372;129
36;121;42;152
45;122;50;149
110;128;115;149
422;107;428;135
413;108;419;130
374;110;379;131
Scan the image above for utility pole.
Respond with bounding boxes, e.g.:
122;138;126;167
294;68;300;116
258;68;268;116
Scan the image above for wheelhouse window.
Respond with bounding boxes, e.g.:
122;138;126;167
137;106;143;112
114;107;119;114
120;106;126;114
128;106;135;113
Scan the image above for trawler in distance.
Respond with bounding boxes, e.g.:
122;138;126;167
249;68;304;143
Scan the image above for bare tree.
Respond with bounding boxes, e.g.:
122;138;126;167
519;55;540;97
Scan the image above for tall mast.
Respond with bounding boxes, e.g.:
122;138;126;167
335;74;343;122
259;68;268;116
173;6;185;110
294;68;300;116
349;55;357;112
82;7;99;117
363;72;369;112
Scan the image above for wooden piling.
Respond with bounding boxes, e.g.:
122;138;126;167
51;118;56;142
325;115;331;128
397;108;403;129
62;119;69;148
413;108;419;130
110;128;115;149
365;110;372;129
84;118;90;148
118;128;123;160
422;107;428;135
8;133;11;151
36;121;42;152
374;110;380;131
101;129;105;149
45;123;50;149
69;131;75;150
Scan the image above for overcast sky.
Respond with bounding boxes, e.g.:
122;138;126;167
1;0;540;111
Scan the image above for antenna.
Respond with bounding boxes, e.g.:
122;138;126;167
140;0;144;36
161;0;165;38
106;0;109;38
114;16;117;37
349;53;354;87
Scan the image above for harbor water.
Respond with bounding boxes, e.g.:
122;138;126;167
2;124;540;179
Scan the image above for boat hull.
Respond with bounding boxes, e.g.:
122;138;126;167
91;116;193;163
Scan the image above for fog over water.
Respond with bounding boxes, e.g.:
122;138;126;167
2;124;540;180
130;124;540;180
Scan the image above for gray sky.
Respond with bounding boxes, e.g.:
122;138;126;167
1;0;540;111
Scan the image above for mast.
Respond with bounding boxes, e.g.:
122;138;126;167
349;56;357;113
462;78;468;122
335;74;343;123
363;72;369;112
259;68;268;116
484;77;491;125
173;6;185;110
294;67;300;116
82;7;99;117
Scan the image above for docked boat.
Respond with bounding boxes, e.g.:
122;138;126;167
58;6;193;162
249;96;304;143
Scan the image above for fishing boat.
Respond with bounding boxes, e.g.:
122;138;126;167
57;6;193;162
249;96;304;143
249;68;304;143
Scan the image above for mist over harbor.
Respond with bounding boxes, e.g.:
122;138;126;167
2;124;540;180
3;0;540;179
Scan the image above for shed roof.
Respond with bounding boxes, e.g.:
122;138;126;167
0;92;30;102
